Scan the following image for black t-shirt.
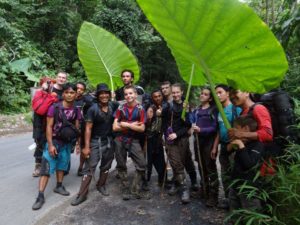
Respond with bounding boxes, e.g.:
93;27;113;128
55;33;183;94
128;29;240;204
51;86;63;100
85;102;119;138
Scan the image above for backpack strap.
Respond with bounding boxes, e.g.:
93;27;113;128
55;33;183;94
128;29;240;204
247;103;260;117
230;104;238;126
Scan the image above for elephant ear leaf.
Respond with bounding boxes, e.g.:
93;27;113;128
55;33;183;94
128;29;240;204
77;21;140;90
137;0;288;93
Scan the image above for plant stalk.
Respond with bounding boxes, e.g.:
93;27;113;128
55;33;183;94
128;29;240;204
181;64;195;120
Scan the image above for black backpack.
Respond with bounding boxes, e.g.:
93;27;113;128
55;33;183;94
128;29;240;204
54;103;80;143
249;90;297;147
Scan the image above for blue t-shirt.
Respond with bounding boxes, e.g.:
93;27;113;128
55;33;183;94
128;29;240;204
218;103;241;143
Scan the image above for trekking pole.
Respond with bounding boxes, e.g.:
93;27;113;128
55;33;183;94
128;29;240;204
194;133;208;198
160;144;170;198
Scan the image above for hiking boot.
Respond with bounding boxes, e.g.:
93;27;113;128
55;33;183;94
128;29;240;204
32;163;41;177
77;167;83;177
32;197;45;210
96;171;109;196
168;184;179;196
71;195;87;206
53;186;70;196
180;186;190;204
206;192;218;207
131;171;143;199
122;187;131;200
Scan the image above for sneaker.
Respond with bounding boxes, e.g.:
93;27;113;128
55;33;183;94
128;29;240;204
32;163;41;177
53;186;70;196
32;197;45;210
71;195;87;206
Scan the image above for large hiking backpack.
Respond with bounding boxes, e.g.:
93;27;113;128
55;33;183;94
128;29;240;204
32;90;58;115
250;90;297;146
54;103;80;143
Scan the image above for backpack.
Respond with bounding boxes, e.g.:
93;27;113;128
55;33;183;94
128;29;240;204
249;90;297;147
54;103;80;143
32;89;58;115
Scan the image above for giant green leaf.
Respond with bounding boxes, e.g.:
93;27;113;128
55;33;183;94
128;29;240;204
9;58;39;82
77;21;140;90
136;0;288;94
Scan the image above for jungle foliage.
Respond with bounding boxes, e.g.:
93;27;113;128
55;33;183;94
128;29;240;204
0;0;299;112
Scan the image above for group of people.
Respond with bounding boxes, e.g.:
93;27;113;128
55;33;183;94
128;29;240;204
31;70;274;219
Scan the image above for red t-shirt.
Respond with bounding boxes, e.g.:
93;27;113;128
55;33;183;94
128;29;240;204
242;104;273;142
114;103;145;138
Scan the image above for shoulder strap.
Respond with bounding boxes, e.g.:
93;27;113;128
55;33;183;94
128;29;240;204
248;103;260;117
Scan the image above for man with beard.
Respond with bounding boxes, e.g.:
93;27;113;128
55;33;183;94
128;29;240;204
146;90;166;185
71;83;119;206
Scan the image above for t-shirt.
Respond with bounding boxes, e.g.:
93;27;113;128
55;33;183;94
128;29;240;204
47;103;81;138
218;103;242;143
114;103;146;139
242;104;273;142
86;102;118;138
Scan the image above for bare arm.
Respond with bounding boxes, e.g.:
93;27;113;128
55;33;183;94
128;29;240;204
46;117;57;157
113;118;122;132
82;122;93;158
210;132;220;160
120;121;145;133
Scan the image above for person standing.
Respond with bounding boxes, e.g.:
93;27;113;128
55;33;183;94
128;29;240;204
71;83;118;205
189;88;218;204
113;85;147;200
145;89;166;185
32;72;68;177
32;83;81;210
210;84;241;208
162;83;192;204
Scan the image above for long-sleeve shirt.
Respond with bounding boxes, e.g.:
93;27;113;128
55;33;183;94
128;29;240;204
162;101;191;139
189;106;218;137
242;104;273;143
231;141;264;188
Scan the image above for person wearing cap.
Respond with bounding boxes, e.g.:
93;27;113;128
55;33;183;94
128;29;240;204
71;83;119;206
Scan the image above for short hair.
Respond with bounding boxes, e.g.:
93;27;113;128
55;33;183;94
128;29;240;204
171;83;182;90
76;81;86;90
161;81;171;87
121;69;134;79
151;89;162;97
233;115;258;132
123;85;137;93
62;83;77;92
57;71;68;77
215;84;230;92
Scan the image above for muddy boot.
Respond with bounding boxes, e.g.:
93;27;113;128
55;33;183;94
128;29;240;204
141;172;150;191
168;182;179;196
189;170;199;192
178;175;190;204
131;170;143;199
119;171;130;200
32;163;41;177
96;170;109;196
206;190;218;207
71;175;92;206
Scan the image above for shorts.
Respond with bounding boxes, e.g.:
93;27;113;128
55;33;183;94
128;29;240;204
40;142;72;175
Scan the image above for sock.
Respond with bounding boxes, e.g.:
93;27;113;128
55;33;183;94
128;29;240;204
56;182;62;188
38;191;44;199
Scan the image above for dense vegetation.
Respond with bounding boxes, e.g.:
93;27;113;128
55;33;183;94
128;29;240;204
0;0;299;224
0;0;299;113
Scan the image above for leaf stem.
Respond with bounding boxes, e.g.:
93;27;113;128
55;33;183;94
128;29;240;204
181;64;194;120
